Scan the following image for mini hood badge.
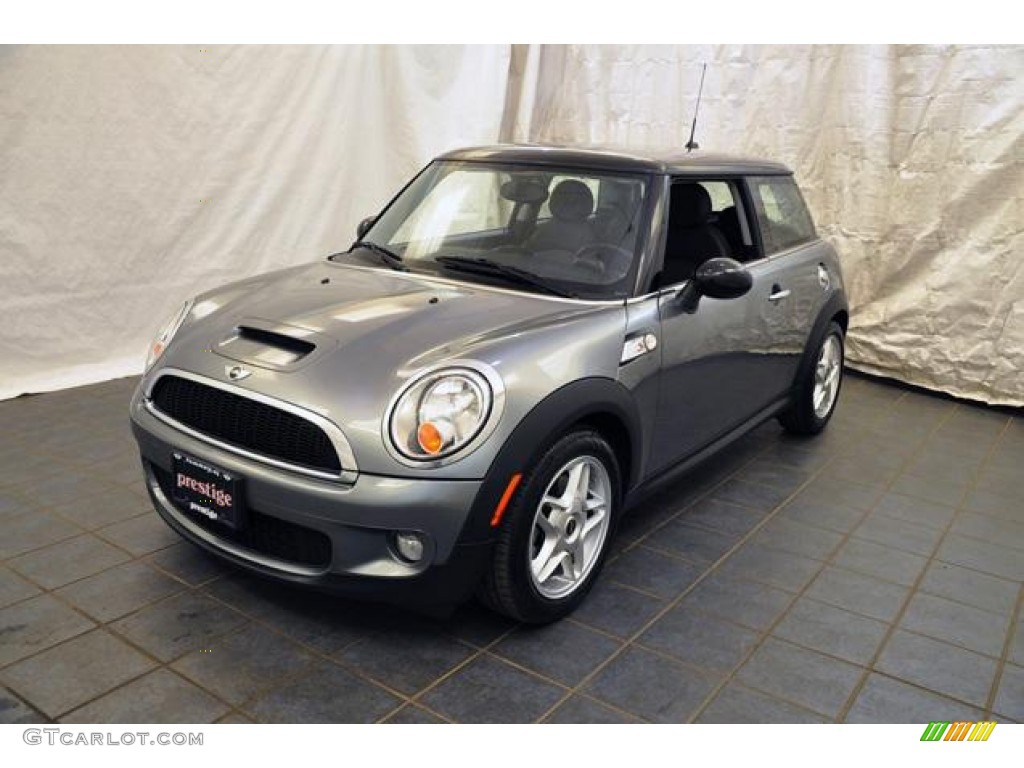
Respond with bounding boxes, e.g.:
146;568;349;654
226;365;252;381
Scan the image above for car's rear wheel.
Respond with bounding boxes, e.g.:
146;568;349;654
479;430;620;623
779;321;845;435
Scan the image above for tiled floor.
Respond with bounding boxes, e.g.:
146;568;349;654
1;373;1021;724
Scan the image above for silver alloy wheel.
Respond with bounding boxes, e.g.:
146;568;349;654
813;334;843;418
528;455;612;600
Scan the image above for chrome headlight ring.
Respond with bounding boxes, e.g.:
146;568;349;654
385;361;506;467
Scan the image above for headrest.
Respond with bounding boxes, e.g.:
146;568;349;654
671;184;713;228
549;179;594;222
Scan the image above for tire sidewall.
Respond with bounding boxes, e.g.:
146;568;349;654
806;324;845;430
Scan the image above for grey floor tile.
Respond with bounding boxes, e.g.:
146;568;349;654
652;519;740;565
173;623;317;705
1011;621;1024;666
875;630;997;707
834;538;928;587
62;668;229;724
0;685;48;724
962;488;1021;521
993;664;1023;721
246;661;398;723
336;626;476;695
750;517;844;561
48;492;149;531
919;561;1019;618
773;596;889;665
950;512;1024;552
709;478;793;512
737;638;863;718
570;581;665;638
677;497;766;537
1;629;155;717
778;496;867;534
382;704;447;724
845;673;985;723
682;572;795;631
494;621;621;687
639;604;758;674
8;534;130;590
98;513;180;556
805;566;910;623
205;575;367;653
0;511;82;560
873;492;956;530
585;647;718;723
420;654;564;724
56;560;184;623
544;694;642;723
29;474;121;510
605;546;704;599
899;592;1011;658
715;542;822;593
112;591;248;662
937;533;1024;582
438;602;517;649
889;473;966;509
216;711;256;724
735;459;813;494
0;566;40;609
795;476;883;512
146;541;228;586
853;512;945;557
695;682;827;724
0;594;96;666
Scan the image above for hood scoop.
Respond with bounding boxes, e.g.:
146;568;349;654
216;319;330;371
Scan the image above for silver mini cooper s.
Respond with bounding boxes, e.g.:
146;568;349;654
131;145;848;622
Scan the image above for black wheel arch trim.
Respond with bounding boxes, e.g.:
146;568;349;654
792;291;849;396
459;377;643;545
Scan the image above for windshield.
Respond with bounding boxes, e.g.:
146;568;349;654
345;161;649;300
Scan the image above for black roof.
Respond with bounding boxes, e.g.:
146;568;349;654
438;144;792;176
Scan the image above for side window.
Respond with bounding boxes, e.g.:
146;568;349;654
751;176;817;254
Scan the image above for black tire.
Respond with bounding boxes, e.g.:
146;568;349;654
479;430;621;623
779;321;845;435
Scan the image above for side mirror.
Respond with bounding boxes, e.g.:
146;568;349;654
693;257;752;300
356;215;376;240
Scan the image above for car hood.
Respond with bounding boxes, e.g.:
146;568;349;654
184;261;605;370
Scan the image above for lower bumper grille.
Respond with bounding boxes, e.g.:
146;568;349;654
152;464;332;569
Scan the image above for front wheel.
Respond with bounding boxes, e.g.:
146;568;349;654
779;322;845;435
479;430;620;623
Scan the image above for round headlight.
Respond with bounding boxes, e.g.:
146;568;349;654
145;299;193;371
389;369;492;460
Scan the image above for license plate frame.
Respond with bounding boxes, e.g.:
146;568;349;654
170;451;244;531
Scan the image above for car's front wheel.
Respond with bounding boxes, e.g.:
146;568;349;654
779;321;845;435
480;430;620;623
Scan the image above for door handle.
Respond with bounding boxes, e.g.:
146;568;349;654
768;285;791;302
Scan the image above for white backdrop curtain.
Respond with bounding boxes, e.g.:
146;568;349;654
1;44;1021;406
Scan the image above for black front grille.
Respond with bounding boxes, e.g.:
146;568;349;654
151;375;341;473
153;464;332;568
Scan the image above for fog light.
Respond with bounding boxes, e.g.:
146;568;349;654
394;531;425;563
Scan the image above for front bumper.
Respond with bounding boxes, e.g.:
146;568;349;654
130;396;492;608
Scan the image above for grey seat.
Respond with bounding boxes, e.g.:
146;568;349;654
528;179;595;252
662;184;731;285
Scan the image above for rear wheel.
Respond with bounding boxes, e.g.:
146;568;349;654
479;430;620;623
779;322;844;435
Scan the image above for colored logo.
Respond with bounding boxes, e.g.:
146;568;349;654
920;721;996;742
226;365;251;381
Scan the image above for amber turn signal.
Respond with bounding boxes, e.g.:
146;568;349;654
416;422;445;455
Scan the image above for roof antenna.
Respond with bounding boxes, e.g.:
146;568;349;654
685;62;707;153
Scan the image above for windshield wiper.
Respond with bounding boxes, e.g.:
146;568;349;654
434;256;577;299
354;241;407;271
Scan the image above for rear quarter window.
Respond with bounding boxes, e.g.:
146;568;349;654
751;176;817;254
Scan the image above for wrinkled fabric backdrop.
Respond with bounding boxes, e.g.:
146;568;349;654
2;44;1022;405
